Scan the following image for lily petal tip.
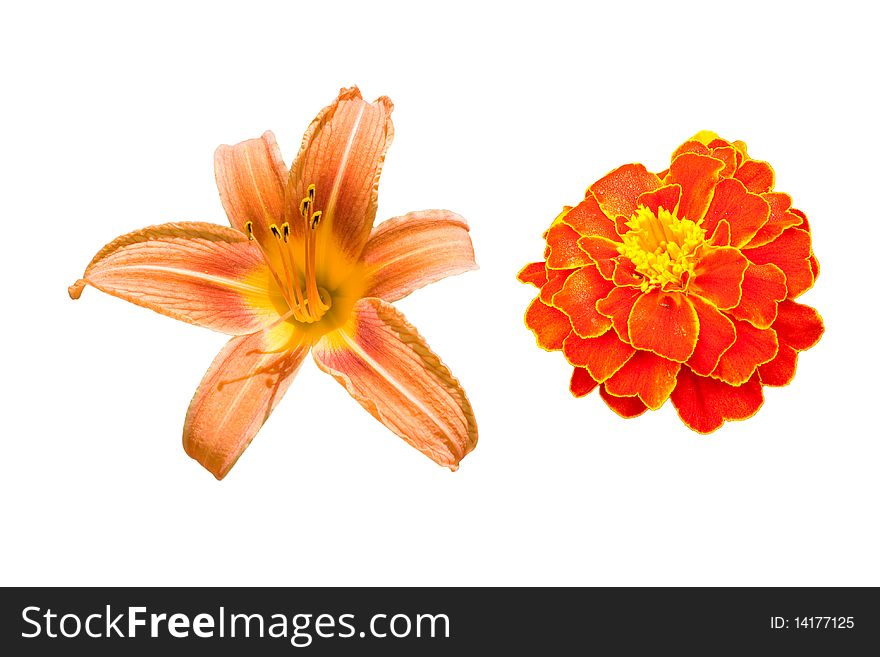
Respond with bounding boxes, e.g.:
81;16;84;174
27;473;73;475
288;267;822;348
68;279;86;300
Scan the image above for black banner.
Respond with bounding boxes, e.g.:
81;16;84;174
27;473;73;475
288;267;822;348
2;587;876;654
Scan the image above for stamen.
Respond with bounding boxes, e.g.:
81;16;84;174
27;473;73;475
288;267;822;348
311;210;322;230
300;197;311;219
307;184;316;202
245;221;255;241
281;222;290;242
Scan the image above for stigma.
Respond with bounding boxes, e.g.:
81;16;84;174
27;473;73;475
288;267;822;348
617;205;705;292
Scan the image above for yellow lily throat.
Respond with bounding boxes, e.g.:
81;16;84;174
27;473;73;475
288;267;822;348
246;183;331;324
617;205;706;292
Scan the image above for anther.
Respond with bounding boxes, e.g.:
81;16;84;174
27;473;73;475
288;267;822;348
300;197;311;219
307;184;316;202
245;221;255;241
270;224;282;239
281;222;290;242
311;210;322;230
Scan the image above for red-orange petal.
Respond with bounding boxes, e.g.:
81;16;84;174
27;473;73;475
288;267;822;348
525;297;571;351
562;194;620;240
577;235;619;279
710;145;738;177
772;300;824;351
540;268;576;304
637;183;682;216
517;262;547;288
671;140;710;160
570;367;599;398
599;384;649;418
701;178;770;248
711;320;779;386
758;344;798;387
671;367;763;433
627;290;699;362
552;266;614;338
563;329;636;382
604;351;680;410
690;246;749;310
665;152;725;222
729;262;787;329
709;219;732;247
734;159;775;194
743;227;814;298
611;257;642;288
596;286;642;341
687;295;736;376
546;222;591;270
747;193;803;247
590;164;662;219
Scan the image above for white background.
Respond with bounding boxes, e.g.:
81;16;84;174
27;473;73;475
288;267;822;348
2;1;877;586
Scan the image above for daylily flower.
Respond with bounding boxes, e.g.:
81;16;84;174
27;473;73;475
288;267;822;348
70;87;478;478
519;131;823;433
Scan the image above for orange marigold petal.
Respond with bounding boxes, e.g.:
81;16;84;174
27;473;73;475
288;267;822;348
525;297;571;351
577;235;619;279
690;246;749;310
563;329;636;382
596;286;642;341
709;220;731;247
711;320;779;386
552;266;614;338
599;384;649;418
540;268;576;304
809;254;820;281
671;140;710;160
570;367;599;398
604;351;680;410
758;344;798;387
772;299;824;351
710;145;738;177
627;290;698;362
637;183;682;216
701;178;770;248
734;159;775;194
747;193;803;247
687;295;736;376
730;262;787;329
611;257;642;288
665;152;725;222
671;367;763;433
545;222;591;270
517;262;547;288
562;194;620;240
743;227;814;298
590;164;662;219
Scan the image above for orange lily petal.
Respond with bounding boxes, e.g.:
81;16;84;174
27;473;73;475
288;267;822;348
599;385;649;418
552;266;614;338
664;152;725;222
729;262;787;329
517;262;547;288
525;297;571;351
561;194;619;240
743;227;814;298
183;325;307;479
671;367;763;433
595;286;642;340
758;344;798;387
711;320;779;386
361;210;476;303
214;131;288;244
746;193;803;247
313;298;477;470
546;222;591;269
590;164;662;219
289;87;394;270
577;235;619;279
563;329;635;382
772;300;825;351
687;295;736;376
570;367;599;398
734;159;774;194
690;246;749;310
604;351;680;410
637;183;682;216
701;178;770;248
68;222;278;335
627;290;698;362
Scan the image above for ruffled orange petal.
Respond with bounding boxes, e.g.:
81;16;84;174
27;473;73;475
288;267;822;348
729;262;787;329
590;164;662;219
687;295;736;376
734;159;774;194
604;351;680;410
361;210;476;302
546;222;591;269
664;152;725;222
312;298;477;470
611;257;642;288
701;178;770;248
747;193;803;247
599;384;648;418
561;195;619;240
743;227;814;298
183;324;307;479
577;235;619;279
711;320;778;386
570;367;599;398
517;261;547;288
596;286;642;340
627;290;698;362
552;266;614;338
709;219;731;246
772;299;825;351
671;367;763;433
636;183;681;216
68;222;278;335
710;145;738;177
758;344;798;387
541;269;576;304
563;329;635;382
525;297;571;351
690;246;749;310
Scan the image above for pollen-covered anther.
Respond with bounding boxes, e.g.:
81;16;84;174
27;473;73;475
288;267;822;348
311;210;322;230
244;221;255;241
617;205;706;292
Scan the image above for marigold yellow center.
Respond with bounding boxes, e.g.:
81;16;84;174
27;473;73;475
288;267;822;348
617;206;705;292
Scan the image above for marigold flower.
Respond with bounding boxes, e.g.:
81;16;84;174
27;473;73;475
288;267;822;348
519;131;823;432
70;87;478;478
